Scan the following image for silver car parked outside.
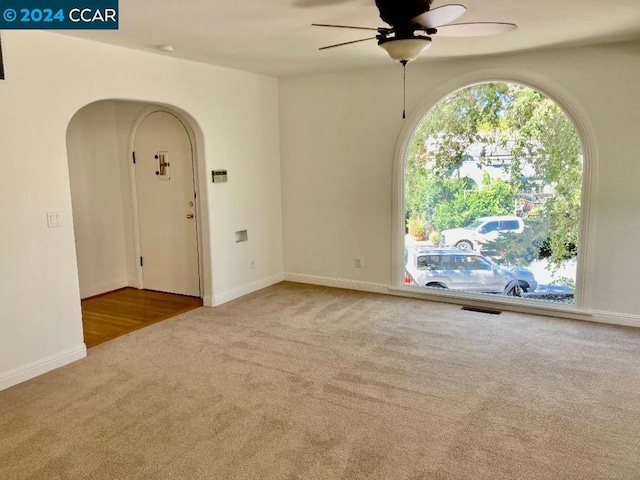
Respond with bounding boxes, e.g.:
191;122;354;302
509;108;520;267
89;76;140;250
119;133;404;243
405;246;529;294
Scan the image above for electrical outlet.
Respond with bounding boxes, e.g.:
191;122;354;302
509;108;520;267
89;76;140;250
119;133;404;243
355;257;363;268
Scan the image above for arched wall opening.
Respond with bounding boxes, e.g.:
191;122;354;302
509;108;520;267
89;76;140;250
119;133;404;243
65;99;212;316
392;76;595;314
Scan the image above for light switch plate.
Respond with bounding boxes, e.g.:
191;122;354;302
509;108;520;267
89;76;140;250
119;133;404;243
47;212;63;228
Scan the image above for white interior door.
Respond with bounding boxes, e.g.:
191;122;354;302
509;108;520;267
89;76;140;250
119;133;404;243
134;111;200;297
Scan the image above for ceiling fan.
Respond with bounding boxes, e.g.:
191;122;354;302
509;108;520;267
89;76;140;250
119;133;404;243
313;0;517;64
312;0;516;117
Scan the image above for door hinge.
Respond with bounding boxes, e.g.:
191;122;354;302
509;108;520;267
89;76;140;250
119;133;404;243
140;256;143;267
132;152;136;164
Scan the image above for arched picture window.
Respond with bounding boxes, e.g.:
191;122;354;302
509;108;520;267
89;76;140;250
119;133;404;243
404;82;584;304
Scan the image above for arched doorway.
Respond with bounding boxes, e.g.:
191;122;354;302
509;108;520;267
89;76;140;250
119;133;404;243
66;100;208;347
399;82;586;306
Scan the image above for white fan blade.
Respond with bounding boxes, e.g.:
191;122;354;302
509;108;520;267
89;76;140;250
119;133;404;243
435;22;518;37
412;4;467;29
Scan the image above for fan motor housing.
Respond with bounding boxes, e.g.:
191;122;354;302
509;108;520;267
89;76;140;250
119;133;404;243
376;0;433;27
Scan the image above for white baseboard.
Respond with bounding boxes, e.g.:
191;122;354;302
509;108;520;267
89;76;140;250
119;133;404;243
0;344;87;392
203;294;215;307
283;272;640;330
80;279;129;299
283;272;389;295
586;310;640;328
210;273;284;307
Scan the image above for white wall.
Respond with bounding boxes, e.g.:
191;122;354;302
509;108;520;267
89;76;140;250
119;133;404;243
0;31;283;390
280;40;640;322
67;101;129;298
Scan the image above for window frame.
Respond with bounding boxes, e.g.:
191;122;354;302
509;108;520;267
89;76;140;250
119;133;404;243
391;75;595;317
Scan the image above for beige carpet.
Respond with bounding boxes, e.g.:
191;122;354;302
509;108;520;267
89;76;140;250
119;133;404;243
2;282;640;479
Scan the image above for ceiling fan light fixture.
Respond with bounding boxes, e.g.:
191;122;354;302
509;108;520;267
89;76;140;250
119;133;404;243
378;37;432;62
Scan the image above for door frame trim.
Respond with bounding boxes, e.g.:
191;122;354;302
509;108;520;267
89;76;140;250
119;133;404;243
128;105;204;297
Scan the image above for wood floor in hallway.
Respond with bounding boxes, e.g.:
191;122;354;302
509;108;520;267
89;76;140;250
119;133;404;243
81;288;203;348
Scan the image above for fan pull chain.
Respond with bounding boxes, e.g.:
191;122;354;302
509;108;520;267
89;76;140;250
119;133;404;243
401;60;408;119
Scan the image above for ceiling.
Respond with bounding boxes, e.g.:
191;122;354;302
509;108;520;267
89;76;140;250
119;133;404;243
61;0;640;77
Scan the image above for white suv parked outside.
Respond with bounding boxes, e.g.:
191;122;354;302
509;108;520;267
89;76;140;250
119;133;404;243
440;215;524;251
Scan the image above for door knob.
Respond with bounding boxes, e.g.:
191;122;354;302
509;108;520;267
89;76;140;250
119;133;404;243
186;214;194;219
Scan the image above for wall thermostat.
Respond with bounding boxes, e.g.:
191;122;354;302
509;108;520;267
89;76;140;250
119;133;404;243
212;170;228;183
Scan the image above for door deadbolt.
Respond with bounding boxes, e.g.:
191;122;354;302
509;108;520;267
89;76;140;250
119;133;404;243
188;201;194;208
155;152;170;179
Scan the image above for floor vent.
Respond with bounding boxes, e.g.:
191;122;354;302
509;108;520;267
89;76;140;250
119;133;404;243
461;306;502;315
